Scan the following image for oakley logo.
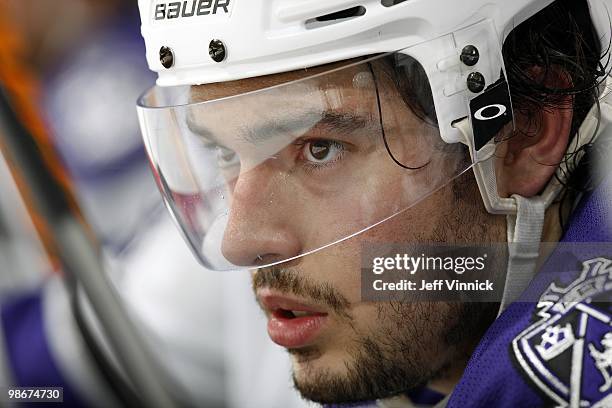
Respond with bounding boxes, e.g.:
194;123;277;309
474;104;508;121
154;0;232;21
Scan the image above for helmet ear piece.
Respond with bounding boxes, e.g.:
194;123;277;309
386;54;439;128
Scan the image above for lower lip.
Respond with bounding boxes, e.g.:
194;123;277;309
267;311;328;348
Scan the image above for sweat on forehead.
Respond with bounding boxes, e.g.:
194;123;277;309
188;58;374;103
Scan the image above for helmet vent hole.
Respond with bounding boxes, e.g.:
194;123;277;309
381;0;409;7
305;6;366;29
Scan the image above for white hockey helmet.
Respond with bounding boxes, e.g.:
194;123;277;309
136;0;610;278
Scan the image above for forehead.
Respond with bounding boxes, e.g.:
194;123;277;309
189;59;369;103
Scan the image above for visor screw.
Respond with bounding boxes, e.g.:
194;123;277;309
460;45;480;66
159;46;174;69
467;72;486;93
209;39;226;63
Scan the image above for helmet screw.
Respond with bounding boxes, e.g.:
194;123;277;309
467;72;486;93
460;45;480;66
209;39;226;63
159;46;174;69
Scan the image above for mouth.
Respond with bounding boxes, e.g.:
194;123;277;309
257;290;329;348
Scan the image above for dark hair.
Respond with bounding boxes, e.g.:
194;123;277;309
505;0;606;137
385;0;609;226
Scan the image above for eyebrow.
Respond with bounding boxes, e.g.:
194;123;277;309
186;110;376;146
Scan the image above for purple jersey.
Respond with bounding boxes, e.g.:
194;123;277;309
448;175;612;408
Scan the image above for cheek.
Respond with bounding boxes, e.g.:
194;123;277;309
361;184;454;244
319;157;437;231
294;243;364;301
293;188;455;304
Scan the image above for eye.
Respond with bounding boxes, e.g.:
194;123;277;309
303;140;345;164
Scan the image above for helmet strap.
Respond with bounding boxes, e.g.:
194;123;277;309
501;194;546;312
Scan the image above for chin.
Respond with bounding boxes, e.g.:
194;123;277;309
288;344;393;405
289;346;352;400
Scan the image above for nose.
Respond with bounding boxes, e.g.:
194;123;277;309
221;164;301;266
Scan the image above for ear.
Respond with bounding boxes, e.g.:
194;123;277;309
496;67;573;198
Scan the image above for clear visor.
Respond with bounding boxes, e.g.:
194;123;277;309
138;50;506;271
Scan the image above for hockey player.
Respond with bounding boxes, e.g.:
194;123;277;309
136;0;612;406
